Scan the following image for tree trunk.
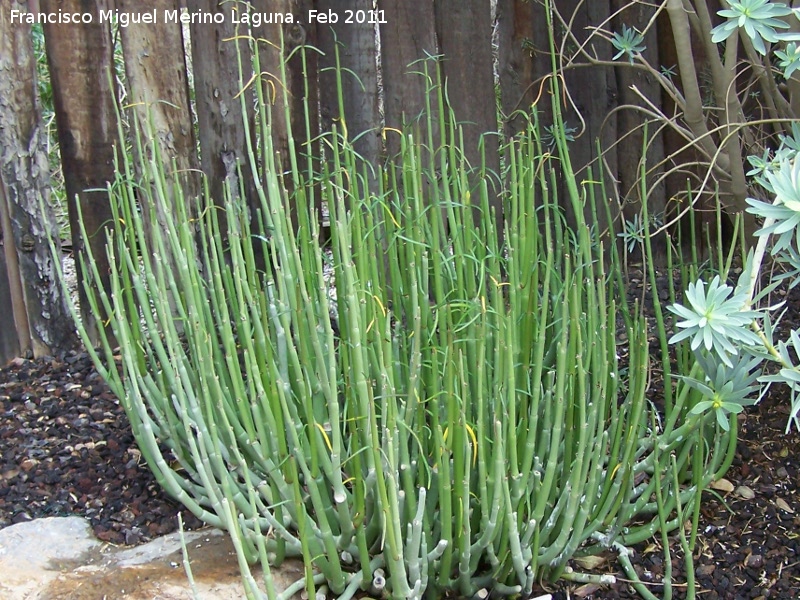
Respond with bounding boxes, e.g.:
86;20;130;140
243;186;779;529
317;0;380;191
378;0;438;160
434;0;501;221
41;0;117;348
0;205;23;362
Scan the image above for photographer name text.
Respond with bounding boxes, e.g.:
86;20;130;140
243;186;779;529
10;8;386;28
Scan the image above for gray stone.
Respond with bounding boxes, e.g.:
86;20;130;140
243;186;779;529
0;516;102;599
0;517;304;600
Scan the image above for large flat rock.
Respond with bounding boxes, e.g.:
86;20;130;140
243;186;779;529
0;517;101;598
0;517;304;600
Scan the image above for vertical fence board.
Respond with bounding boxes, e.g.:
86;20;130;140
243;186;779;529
556;0;618;183
522;0;617;234
497;0;536;138
117;0;199;314
251;0;320;206
190;0;256;210
41;0;118;346
378;0;438;160
612;0;665;224
118;0;199;198
434;0;500;218
0;1;75;360
317;0;380;190
252;0;295;180
278;0;319;205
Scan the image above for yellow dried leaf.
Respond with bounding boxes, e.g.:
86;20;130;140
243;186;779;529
643;543;658;555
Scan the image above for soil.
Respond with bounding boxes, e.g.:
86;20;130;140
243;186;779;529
1;290;799;599
0;351;205;545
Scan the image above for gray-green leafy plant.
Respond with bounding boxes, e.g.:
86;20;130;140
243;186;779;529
682;353;761;431
618;213;646;254
541;121;577;148
746;158;800;253
52;29;740;600
611;25;646;64
775;41;800;78
710;0;792;55
667;276;762;364
668;127;800;431
567;0;800;434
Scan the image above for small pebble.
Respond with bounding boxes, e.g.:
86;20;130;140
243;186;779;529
745;554;764;568
11;512;32;524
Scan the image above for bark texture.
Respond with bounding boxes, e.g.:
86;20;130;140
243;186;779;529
435;0;501;220
378;0;438;160
118;0;199;199
41;0;118;346
317;0;380;190
0;0;76;361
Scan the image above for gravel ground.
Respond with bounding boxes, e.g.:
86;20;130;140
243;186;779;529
0;351;204;545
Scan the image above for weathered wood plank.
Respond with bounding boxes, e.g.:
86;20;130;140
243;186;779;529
41;0;118;346
0;0;76;358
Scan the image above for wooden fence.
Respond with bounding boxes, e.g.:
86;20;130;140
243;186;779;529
0;0;680;363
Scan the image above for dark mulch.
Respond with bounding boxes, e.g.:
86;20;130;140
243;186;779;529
0;351;204;545
1;330;799;599
590;386;800;600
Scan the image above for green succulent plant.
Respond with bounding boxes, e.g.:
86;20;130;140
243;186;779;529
710;0;793;55
747;159;800;254
776;41;800;78
668;276;763;366
611;25;646;64
682;353;761;431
